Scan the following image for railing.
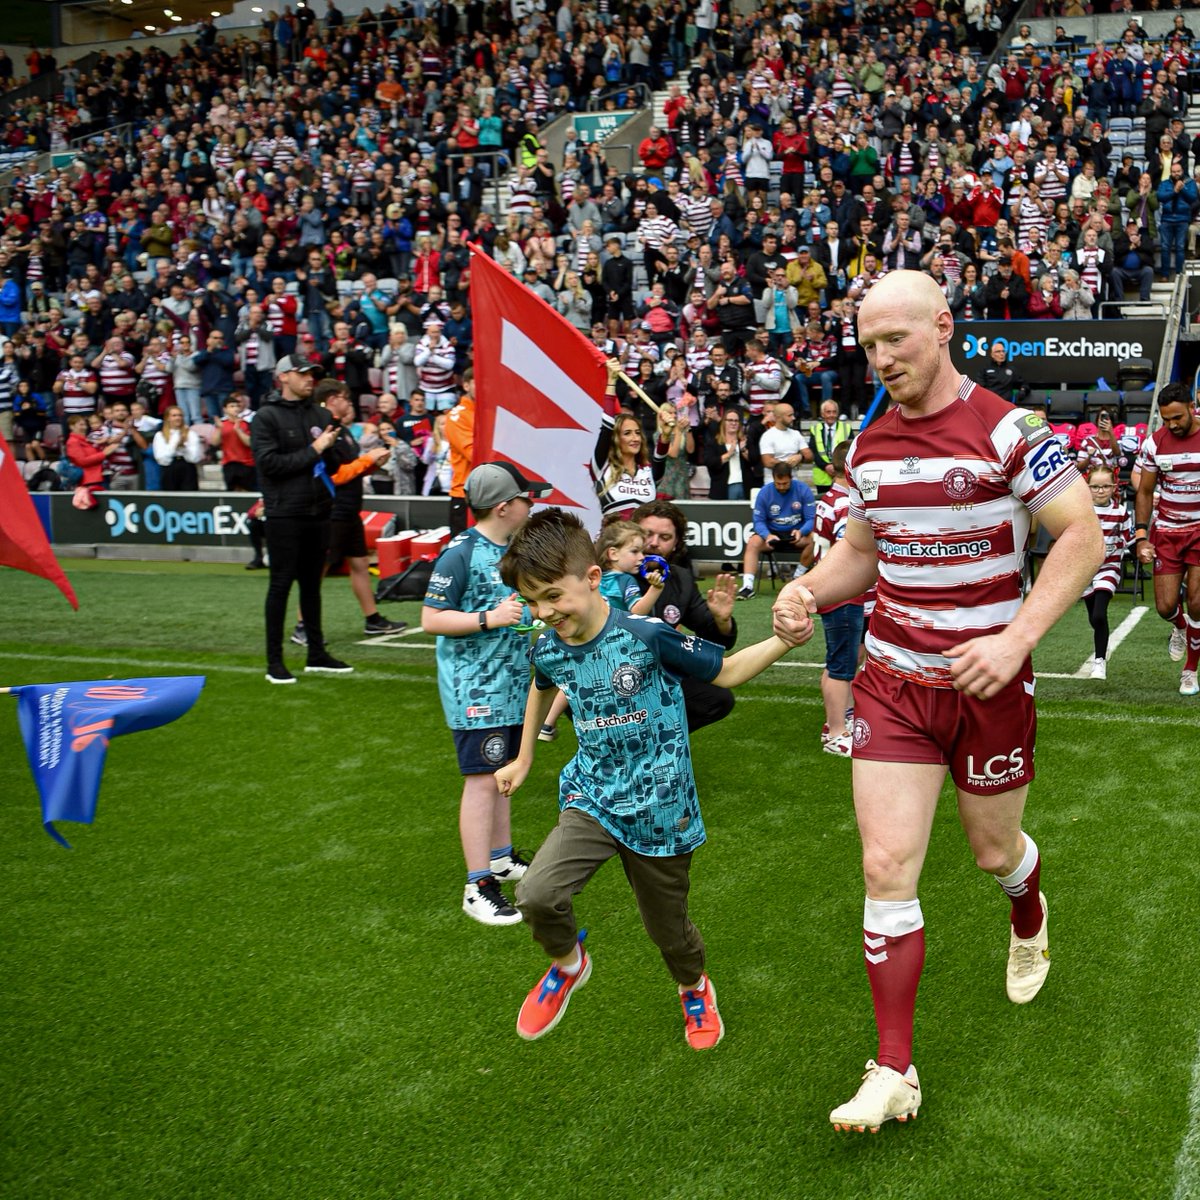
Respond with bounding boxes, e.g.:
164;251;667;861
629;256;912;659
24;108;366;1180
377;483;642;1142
1146;270;1193;432
442;147;509;217
586;81;653;113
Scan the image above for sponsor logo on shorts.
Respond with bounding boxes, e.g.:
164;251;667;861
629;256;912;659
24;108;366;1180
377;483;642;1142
465;705;492;719
965;748;1026;789
852;717;871;748
480;734;508;765
576;709;649;732
611;665;644;697
942;466;978;500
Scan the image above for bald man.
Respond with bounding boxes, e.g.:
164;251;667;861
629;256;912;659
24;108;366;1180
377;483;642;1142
773;271;1102;1132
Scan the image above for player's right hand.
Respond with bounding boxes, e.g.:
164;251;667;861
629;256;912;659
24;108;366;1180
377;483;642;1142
494;759;530;797
491;592;525;627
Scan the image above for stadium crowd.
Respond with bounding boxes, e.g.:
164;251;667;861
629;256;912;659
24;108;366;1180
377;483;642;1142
0;0;1197;508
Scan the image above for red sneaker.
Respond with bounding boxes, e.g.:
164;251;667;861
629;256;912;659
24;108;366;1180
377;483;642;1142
516;939;591;1042
680;974;725;1050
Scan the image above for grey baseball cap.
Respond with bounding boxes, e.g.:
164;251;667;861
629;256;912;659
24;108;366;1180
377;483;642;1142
275;355;320;375
465;461;552;508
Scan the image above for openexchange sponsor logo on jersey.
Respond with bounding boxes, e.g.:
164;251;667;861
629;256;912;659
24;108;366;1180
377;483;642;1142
575;709;649;733
877;537;994;558
965;748;1026;789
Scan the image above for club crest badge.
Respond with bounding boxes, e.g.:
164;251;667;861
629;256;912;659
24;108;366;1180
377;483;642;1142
852;718;872;749
942;466;978;500
481;734;508;764
611;665;644;697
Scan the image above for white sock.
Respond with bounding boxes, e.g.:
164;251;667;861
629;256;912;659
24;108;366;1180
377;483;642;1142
678;976;706;994
557;947;582;975
742;572;754;589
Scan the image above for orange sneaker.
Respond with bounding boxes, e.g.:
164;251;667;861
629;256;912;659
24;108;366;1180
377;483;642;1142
516;934;591;1042
680;975;725;1050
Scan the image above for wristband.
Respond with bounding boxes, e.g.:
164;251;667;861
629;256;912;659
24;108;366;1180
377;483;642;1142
1134;534;1148;543
479;610;488;631
1135;522;1148;532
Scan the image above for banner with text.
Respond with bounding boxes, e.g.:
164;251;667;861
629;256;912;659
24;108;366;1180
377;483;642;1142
951;319;1165;388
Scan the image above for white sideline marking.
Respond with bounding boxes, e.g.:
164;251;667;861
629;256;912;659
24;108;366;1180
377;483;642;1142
0;651;431;686
1174;1031;1200;1200
736;694;1199;728
1063;604;1148;678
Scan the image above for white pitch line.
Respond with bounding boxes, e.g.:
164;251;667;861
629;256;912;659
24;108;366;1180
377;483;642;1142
736;694;1199;728
1067;604;1148;678
1173;1027;1200;1200
0;650;432;685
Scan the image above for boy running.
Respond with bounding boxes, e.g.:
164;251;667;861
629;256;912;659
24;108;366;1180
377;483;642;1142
495;509;812;1048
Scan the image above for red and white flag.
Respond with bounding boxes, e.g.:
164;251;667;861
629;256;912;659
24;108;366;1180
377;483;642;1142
0;430;78;609
469;247;607;529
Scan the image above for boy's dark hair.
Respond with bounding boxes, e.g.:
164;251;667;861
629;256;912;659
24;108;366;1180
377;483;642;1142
831;439;853;478
315;378;350;405
500;508;597;590
630;499;687;553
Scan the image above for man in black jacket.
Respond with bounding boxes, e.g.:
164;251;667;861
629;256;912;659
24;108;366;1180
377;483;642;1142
291;379;407;644
250;356;354;684
1111;220;1156;304
601;236;634;335
633;499;738;732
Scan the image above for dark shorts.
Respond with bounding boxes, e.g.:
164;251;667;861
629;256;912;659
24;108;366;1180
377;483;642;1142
327;516;368;565
820;603;864;680
1152;522;1200;576
452;724;523;776
850;660;1037;794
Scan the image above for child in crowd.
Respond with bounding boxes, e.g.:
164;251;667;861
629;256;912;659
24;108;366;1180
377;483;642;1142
421;461;551;927
495;508;812;1049
537;514;666;742
1083;465;1133;680
811;441;866;756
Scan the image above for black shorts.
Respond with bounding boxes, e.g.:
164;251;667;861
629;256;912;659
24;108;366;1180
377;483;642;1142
326;516;368;565
453;724;523;776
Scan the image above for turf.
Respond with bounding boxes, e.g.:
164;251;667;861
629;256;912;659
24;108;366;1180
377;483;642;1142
0;560;1197;1199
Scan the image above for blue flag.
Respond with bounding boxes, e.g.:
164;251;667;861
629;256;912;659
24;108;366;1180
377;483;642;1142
10;676;206;847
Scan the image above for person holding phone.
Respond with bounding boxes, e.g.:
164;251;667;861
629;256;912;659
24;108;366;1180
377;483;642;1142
251;355;354;685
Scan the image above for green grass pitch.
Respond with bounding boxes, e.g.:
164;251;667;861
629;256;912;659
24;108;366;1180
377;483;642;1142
1;560;1198;1199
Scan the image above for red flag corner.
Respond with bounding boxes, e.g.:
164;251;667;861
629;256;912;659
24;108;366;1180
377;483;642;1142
0;430;78;609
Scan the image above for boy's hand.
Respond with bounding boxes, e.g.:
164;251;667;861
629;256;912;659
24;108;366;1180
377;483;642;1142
495;758;531;797
490;592;525;628
644;569;665;590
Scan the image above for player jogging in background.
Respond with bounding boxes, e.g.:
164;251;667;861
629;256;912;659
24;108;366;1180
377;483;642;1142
1133;382;1200;696
1082;466;1133;681
772;271;1103;1133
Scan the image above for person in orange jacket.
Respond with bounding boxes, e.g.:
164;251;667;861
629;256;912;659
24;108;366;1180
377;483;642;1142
446;367;476;535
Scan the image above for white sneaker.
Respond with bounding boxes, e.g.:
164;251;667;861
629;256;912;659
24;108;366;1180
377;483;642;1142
1181;670;1199;697
1090;657;1107;680
830;1060;921;1133
823;732;853;757
1006;891;1051;1004
463;877;523;927
1170;627;1187;661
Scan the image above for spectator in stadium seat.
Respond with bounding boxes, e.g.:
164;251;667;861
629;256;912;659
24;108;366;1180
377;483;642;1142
235;306;277;412
1027;274;1063;321
639;127;674;175
1111;221;1156;304
984;260;1029;320
153;405;204;491
1158;161;1198;280
194;330;236;422
1059;270;1096;321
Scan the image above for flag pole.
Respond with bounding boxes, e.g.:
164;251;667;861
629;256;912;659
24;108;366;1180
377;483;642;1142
615;369;662;415
0;687;13;695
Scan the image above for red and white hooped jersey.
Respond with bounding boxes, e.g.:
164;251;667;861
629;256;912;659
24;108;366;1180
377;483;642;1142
1085;499;1132;596
1136;421;1200;530
845;377;1079;687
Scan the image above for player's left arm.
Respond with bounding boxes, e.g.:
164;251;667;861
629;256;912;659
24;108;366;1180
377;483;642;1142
947;475;1103;698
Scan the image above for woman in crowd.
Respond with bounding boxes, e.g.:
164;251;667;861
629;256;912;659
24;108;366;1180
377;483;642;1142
704;407;750;501
153;405;204;491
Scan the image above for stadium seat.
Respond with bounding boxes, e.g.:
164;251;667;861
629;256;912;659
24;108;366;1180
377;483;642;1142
1109;117;1133;134
1121;391;1154;426
1047;389;1089;423
1117;357;1154;390
1087;390;1122;420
